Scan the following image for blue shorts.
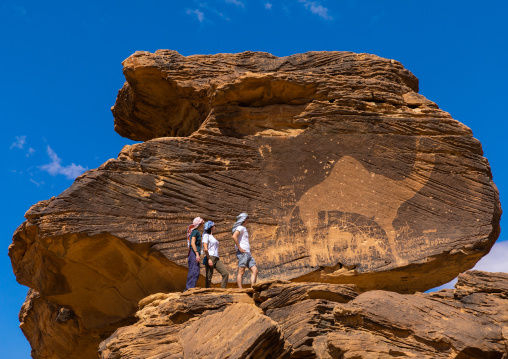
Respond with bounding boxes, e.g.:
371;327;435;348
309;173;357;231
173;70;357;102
236;251;256;268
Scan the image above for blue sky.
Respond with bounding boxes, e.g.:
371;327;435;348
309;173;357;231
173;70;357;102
1;0;507;357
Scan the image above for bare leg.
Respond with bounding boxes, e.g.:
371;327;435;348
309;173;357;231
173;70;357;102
250;265;258;287
237;267;246;288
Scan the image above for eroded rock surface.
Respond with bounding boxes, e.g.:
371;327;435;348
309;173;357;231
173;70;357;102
100;271;508;359
9;50;501;358
99;288;291;359
19;289;106;359
327;270;508;358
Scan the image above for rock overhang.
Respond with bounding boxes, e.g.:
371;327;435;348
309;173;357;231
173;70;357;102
112;50;421;141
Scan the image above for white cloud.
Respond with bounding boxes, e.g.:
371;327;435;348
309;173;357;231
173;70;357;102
26;147;35;157
299;0;332;20
216;11;230;21
39;145;88;180
186;8;205;22
472;241;508;272
30;179;45;187
429;241;508;292
265;3;272;10
225;0;244;7
10;135;26;149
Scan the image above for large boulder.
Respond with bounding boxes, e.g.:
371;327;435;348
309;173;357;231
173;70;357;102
99;271;508;358
327;270;508;358
9;50;501;358
98;288;292;359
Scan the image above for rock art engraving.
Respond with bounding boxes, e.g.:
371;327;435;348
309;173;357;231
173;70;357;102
287;148;435;264
315;210;391;261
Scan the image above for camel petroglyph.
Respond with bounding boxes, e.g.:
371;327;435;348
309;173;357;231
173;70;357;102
286;147;435;264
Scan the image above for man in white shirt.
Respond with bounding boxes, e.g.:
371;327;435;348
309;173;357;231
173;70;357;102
232;213;258;288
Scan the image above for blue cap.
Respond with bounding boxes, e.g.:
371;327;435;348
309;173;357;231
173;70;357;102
204;221;215;231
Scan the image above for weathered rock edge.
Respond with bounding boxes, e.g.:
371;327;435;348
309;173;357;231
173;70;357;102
112;50;420;141
9;50;501;358
99;271;508;359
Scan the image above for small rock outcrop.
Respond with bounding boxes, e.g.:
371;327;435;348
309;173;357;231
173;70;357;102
9;50;501;358
100;271;508;358
19;290;104;359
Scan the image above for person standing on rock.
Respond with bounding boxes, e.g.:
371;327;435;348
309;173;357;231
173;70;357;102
203;221;229;288
185;217;204;291
232;213;258;288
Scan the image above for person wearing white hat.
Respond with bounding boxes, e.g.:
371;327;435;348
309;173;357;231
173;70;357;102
232;213;258;288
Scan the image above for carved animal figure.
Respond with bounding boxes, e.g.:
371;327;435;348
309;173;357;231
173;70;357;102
287;149;435;264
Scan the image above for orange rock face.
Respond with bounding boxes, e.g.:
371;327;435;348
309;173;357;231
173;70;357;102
19;289;105;359
9;50;501;358
100;271;508;358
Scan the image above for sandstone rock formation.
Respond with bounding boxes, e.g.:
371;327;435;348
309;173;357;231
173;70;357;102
330;273;508;358
19;289;118;359
9;50;501;358
100;270;508;358
99;289;290;359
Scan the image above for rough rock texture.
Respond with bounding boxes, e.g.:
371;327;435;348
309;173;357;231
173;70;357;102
98;282;358;359
11;226;194;359
100;271;508;359
19;289;110;359
9;50;501;358
326;270;508;358
98;288;291;359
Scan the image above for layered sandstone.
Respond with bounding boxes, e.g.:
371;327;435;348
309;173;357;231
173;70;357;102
19;289;123;359
9;50;501;358
100;271;508;358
